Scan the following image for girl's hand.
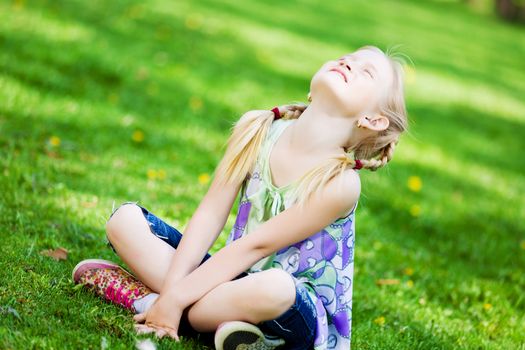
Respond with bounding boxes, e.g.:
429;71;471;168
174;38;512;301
133;294;183;341
277;103;308;119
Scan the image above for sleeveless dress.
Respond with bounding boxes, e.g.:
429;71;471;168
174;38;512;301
225;118;358;350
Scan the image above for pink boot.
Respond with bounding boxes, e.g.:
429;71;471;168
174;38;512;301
72;259;152;313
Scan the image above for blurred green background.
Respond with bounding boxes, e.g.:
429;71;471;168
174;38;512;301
0;0;524;349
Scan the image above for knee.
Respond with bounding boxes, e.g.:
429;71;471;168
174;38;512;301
106;203;142;244
247;269;296;319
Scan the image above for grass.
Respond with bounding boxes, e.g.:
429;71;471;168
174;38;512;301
1;0;524;348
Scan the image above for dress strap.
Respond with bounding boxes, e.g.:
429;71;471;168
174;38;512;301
267;119;289;145
257;119;290;168
261;119;297;190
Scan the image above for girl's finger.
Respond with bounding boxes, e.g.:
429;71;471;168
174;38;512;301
133;313;147;323
135;324;154;335
168;330;180;341
155;329;167;338
135;324;157;333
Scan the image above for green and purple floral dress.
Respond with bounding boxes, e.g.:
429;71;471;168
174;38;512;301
225;118;357;350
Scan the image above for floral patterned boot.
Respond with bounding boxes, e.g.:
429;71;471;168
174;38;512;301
72;259;153;313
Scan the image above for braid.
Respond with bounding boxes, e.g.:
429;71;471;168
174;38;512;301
279;103;308;120
360;140;398;171
326;140;397;172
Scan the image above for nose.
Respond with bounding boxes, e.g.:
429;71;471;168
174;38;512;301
339;59;351;71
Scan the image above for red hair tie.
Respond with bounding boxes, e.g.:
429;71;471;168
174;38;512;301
271;107;281;120
353;159;363;170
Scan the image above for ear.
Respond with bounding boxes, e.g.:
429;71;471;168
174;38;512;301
359;115;389;132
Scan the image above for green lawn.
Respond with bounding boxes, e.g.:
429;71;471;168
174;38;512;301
1;0;524;349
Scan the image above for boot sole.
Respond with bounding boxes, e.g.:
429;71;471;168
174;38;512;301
214;321;284;350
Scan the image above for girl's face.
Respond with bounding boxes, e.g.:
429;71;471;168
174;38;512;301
310;48;394;117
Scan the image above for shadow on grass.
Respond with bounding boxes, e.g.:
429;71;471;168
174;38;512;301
411;103;525;176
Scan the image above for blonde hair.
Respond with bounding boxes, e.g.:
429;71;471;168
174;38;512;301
214;45;409;209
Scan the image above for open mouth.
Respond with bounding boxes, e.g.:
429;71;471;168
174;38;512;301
329;68;348;83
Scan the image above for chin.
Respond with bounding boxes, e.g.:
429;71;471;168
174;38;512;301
311;74;352;110
313;70;346;87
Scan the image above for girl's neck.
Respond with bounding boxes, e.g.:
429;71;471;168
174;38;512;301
287;102;357;157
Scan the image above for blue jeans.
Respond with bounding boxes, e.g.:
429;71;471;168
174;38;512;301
107;203;316;350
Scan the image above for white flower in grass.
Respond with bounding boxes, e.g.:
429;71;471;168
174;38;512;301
136;339;156;350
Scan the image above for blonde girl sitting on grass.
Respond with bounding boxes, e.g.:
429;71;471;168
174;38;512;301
72;45;408;350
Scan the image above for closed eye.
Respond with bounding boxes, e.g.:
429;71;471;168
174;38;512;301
365;69;373;79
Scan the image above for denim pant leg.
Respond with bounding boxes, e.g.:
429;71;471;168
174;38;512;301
106;202;212;264
257;283;317;350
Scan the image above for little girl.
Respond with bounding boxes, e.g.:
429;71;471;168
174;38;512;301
72;45;408;350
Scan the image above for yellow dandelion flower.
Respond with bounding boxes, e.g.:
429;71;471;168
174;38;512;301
132;130;145;143
403;267;414;276
157;169;167;180
107;92;119;104
376;278;400;286
407;176;422;192
520;240;525;250
126;4;144;19
373;316;386;326
185;14;203;30
147;169;157;180
13;0;25;10
147;83;159;96
409;204;421;217
189;96;203;111
49;136;61;147
198;173;210;185
483;303;492;311
406;280;414;288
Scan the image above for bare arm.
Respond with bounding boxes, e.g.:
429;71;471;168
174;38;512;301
158;166;243;295
166;169;361;308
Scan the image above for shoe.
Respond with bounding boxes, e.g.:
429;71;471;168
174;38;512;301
214;321;285;350
72;259;152;313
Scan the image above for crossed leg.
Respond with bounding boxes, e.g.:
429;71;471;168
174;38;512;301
106;204;296;332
